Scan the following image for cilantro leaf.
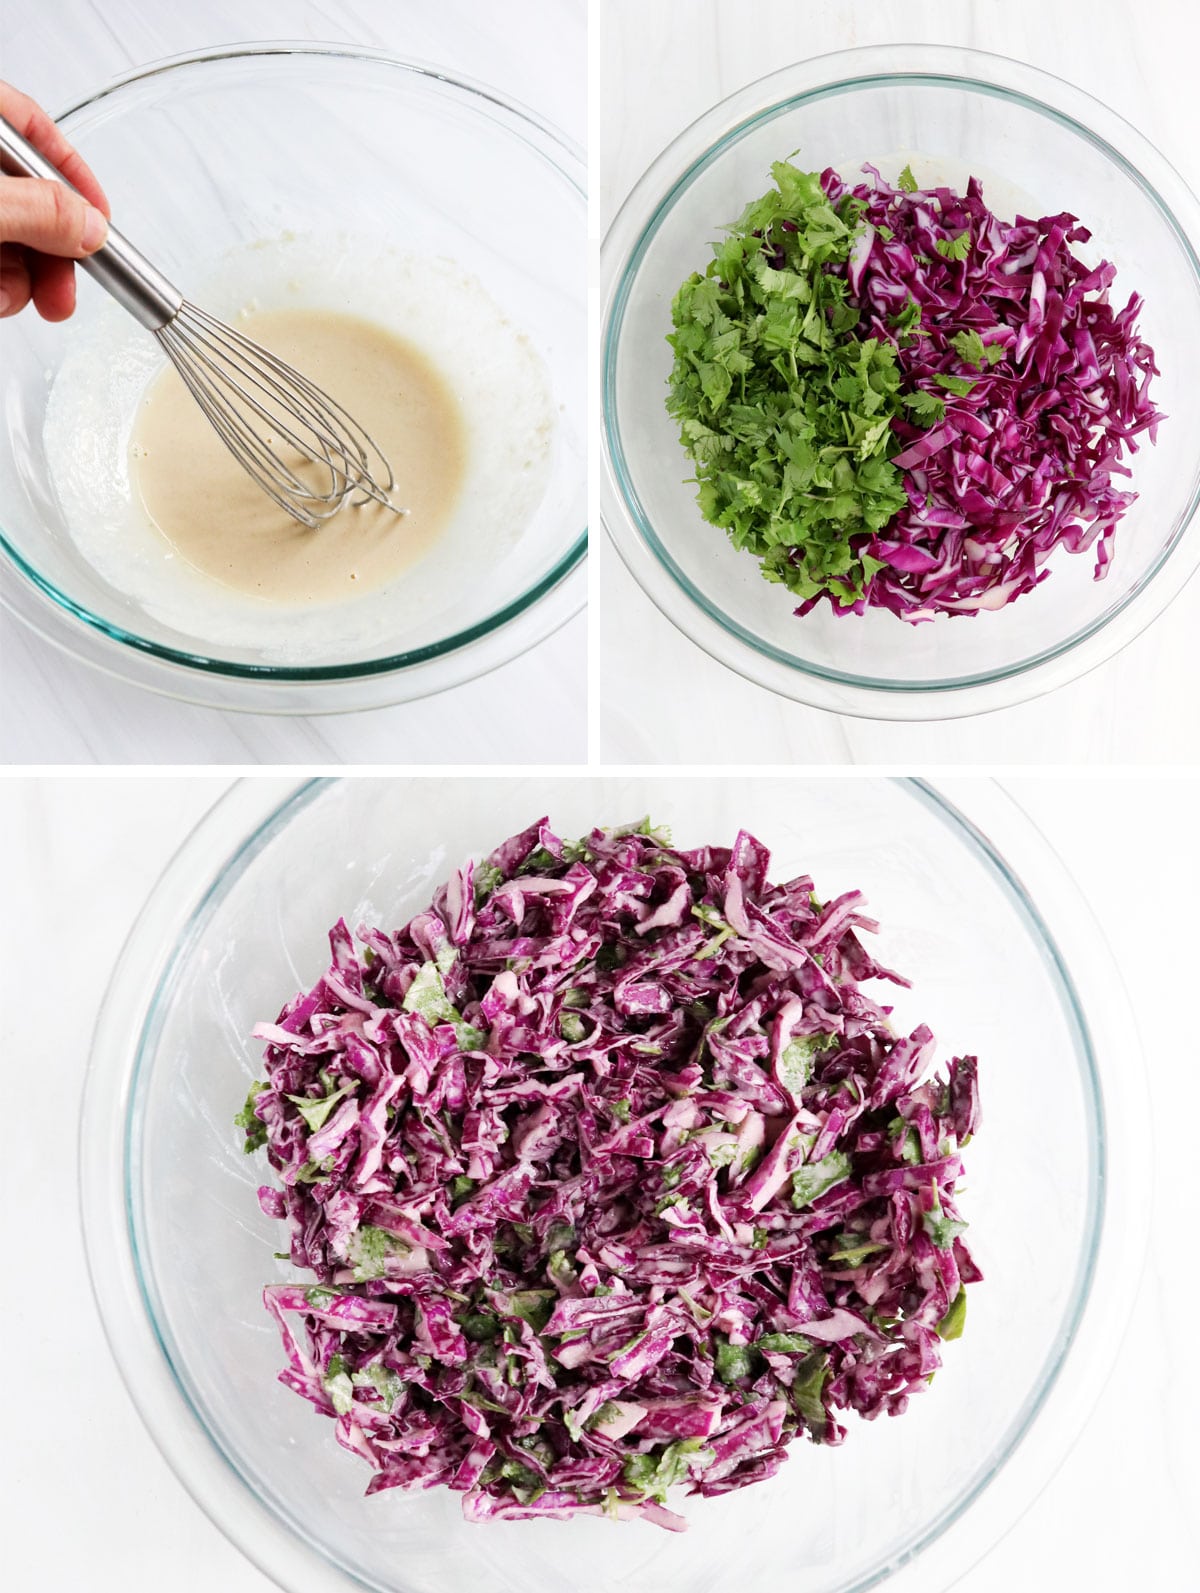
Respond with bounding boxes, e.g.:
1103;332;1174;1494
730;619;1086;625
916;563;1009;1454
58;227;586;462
349;1223;411;1281
935;230;972;262
950;329;986;368
791;1149;852;1209
897;164;919;193
902;388;946;426
714;1335;762;1384
923;1209;969;1249
286;1079;356;1134
323;1353;354;1415
622;1438;712;1502
792;1350;831;1433
234;1081;268;1153
756;1332;814;1354
938;1286;968;1341
933;373;977;397
402;961;460;1027
778;1030;838;1096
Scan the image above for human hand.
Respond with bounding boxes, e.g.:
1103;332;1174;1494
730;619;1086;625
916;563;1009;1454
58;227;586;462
0;81;110;321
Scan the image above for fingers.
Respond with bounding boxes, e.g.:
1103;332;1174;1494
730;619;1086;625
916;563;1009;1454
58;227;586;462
0;80;110;214
0;244;32;317
29;250;76;321
0;174;107;256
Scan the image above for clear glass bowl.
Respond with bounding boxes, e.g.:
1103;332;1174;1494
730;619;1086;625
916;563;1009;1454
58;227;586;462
0;44;585;713
81;777;1149;1593
600;45;1200;719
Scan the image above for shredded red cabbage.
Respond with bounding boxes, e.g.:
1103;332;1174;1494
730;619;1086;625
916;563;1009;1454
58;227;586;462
809;164;1163;621
241;820;982;1529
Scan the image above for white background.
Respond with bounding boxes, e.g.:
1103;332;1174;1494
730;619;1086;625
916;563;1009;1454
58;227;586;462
3;774;1198;1591
596;0;1200;764
0;0;586;765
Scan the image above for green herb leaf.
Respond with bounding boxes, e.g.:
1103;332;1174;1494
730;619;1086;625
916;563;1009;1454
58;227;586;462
667;161;912;610
234;1082;268;1153
791;1149;853;1209
935;229;972;262
286;1080;355;1135
714;1336;762;1384
949;329;986;368
933;373;977;397
792;1350;830;1433
621;1438;712;1502
827;1236;888;1267
352;1361;405;1410
778;1030;838;1095
923;1210;969;1249
460;1312;500;1342
757;1332;815;1355
902;388;946;427
938;1286;968;1341
897;164;919;193
473;862;504;905
402;961;460;1027
504;1290;555;1333
323;1354;354;1416
349;1224;411;1281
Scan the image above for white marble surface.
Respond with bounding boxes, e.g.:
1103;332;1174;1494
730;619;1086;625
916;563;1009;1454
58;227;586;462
596;0;1200;765
4;775;1198;1591
0;0;585;766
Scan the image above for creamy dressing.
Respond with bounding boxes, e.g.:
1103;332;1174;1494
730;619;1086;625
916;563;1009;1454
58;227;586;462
130;308;466;604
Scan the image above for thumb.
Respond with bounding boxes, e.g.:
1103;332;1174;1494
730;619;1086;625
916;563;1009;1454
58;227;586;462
0;176;107;257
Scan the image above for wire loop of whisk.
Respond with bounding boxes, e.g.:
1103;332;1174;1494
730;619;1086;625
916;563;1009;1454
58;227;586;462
157;305;403;529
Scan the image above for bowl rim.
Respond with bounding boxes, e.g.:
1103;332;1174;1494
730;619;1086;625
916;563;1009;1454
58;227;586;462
599;42;1200;720
0;40;586;695
79;776;1151;1593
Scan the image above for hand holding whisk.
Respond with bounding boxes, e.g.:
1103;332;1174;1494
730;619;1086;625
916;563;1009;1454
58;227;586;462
0;104;405;529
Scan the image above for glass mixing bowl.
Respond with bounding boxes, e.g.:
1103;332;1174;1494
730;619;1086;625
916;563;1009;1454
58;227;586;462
81;777;1148;1593
0;44;585;713
601;44;1200;719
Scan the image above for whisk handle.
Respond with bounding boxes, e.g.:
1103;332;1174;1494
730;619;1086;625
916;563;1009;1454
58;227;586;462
0;114;182;330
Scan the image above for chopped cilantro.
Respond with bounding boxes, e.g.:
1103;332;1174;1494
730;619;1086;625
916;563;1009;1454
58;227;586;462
460;1313;500;1342
923;1209;969;1249
938;1286;968;1341
935;229;972;261
286;1079;355;1135
350;1224;410;1281
473;862;503;905
949;328;989;369
792;1350;830;1433
778;1030;838;1095
757;1332;814;1355
901;387;946;426
791;1149;852;1209
402;961;460;1027
234;1082;268;1153
622;1437;712;1501
352;1361;404;1410
897;164;919;193
714;1336;762;1384
666;160;912;610
933;373;977;397
323;1353;354;1415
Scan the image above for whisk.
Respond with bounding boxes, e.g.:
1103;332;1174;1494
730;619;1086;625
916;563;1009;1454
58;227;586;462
0;117;405;529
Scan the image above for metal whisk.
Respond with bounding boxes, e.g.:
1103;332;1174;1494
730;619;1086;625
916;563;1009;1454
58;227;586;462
0;117;405;529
